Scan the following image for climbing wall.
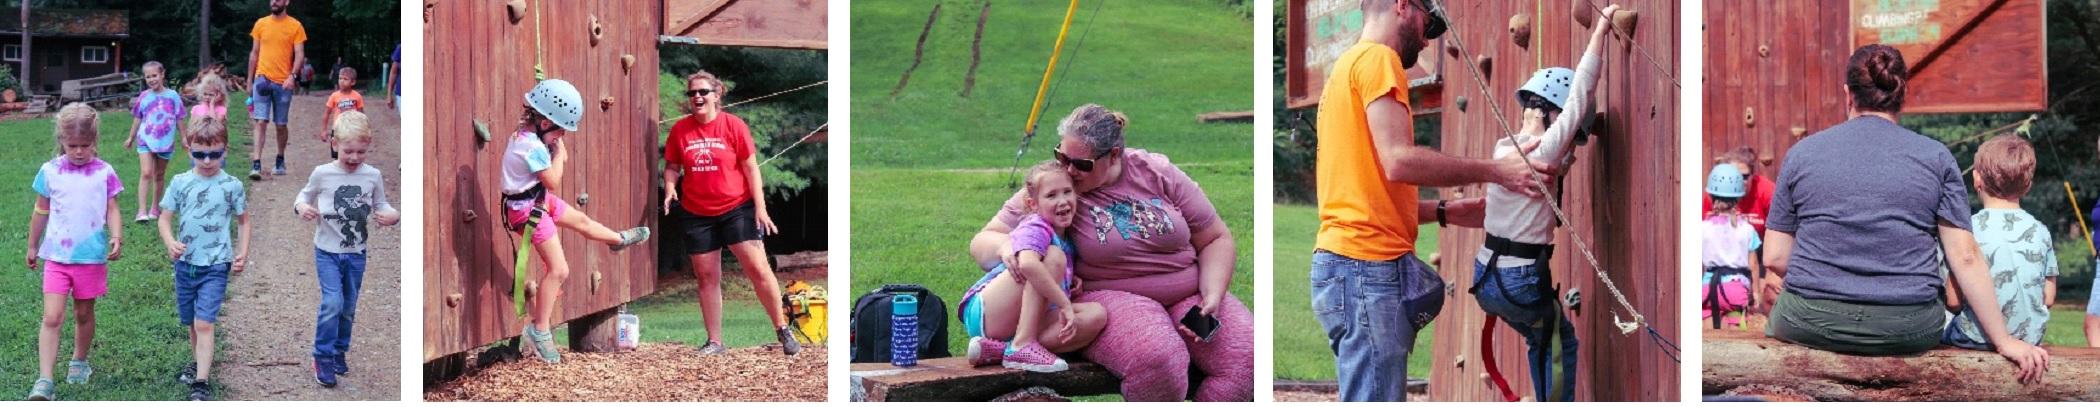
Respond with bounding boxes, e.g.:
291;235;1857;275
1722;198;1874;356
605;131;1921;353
422;0;664;362
1426;0;1681;402
1702;0;2046;178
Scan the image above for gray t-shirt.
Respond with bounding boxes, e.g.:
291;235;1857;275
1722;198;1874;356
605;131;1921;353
295;162;395;254
1768;116;1971;305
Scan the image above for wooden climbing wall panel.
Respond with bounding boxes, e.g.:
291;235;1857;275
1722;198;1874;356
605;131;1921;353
423;0;663;362
1425;0;1681;402
663;0;829;49
1282;0;1445;111
1703;0;2046;174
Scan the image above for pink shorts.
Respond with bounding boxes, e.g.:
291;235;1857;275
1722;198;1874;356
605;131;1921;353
506;195;570;245
43;262;109;300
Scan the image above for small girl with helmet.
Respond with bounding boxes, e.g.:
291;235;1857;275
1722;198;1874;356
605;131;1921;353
1466;3;1618;402
1702;164;1761;329
501;78;652;363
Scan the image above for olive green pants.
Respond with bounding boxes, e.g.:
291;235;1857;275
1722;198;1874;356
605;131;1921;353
1766;291;1945;356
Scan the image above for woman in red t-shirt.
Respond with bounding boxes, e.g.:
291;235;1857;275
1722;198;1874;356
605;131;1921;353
660;70;798;356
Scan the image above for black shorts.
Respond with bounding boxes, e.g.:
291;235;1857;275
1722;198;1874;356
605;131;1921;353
670;199;761;254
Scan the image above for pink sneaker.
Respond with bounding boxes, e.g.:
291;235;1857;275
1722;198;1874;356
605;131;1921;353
1000;342;1069;373
966;337;1006;367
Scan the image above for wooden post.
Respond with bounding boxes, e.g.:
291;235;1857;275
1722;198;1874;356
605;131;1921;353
19;1;29;93
566;307;620;353
888;3;940;99
199;0;211;68
1703;330;2100;401
959;2;989;97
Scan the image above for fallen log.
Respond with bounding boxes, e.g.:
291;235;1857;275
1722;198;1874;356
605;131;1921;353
850;357;1118;401
1703;330;2100;401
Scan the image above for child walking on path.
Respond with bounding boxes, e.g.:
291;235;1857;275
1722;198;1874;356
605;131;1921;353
957;162;1107;373
293;111;399;387
319;67;365;159
127;61;186;223
24;103;125;400
503;79;650;364
1942;134;2055;350
156;116;250;401
1703;164;1761;329
1467;4;1618;402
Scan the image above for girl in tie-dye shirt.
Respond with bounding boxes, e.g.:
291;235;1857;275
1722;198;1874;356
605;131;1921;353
23;103;124;400
127;61;185;223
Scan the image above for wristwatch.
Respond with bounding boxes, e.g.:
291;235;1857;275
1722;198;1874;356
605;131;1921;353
1437;199;1448;228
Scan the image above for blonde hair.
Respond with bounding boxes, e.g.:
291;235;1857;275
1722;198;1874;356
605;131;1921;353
1974;134;2035;200
1023;160;1069;198
54;103;99;147
193;73;227;104
332;111;372;145
184;115;227;145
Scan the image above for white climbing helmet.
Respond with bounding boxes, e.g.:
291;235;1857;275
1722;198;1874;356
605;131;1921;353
1517;67;1576;111
525;79;584;131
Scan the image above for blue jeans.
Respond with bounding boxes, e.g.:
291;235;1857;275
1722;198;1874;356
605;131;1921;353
1310;251;1422;402
313;249;367;358
1472;259;1577;402
251;78;293;125
174;262;231;325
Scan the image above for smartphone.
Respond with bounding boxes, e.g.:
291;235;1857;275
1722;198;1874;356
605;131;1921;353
1180;306;1219;342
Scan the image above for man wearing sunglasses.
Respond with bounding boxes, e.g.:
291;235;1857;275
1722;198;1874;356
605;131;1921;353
1308;0;1553;401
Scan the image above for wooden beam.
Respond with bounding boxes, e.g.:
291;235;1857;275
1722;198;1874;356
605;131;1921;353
1703;330;2100;401
850;357;1120;402
1197;111;1254;123
1904;0;2011;78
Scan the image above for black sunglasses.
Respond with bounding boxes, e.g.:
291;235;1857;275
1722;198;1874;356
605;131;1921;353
190;149;225;161
685;88;716;98
1054;148;1114;173
1415;0;1447;40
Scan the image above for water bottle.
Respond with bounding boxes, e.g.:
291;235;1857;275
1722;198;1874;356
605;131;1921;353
616;307;641;352
890;294;919;366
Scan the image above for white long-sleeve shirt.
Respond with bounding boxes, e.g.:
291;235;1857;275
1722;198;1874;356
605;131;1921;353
1477;42;1603;268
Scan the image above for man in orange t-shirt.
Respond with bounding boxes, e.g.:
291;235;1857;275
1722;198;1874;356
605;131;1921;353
246;0;305;181
1308;0;1549;401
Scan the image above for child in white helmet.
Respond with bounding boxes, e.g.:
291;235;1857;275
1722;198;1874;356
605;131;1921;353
1467;3;1618;402
1702;164;1760;329
502;79;651;364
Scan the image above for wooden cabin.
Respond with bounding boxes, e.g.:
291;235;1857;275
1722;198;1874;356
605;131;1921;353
0;9;126;95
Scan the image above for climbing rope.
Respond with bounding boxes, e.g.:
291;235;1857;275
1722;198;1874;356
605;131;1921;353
1007;0;1106;189
761;122;829;166
1575;0;1681;88
1431;0;1646;335
659;80;830;125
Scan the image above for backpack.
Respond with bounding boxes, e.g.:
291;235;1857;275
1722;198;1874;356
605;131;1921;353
850;284;952;363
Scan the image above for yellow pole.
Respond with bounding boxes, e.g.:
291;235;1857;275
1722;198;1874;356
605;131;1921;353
1024;0;1082;136
2069;181;2095;253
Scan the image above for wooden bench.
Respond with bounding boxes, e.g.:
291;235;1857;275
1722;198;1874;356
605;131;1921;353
1704;330;2100;401
851;357;1120;401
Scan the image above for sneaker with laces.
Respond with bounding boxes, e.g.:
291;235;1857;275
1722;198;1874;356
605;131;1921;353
314;357;338;388
272;155;287;175
178;362;197;384
610;227;651;251
26;378;54;401
332;355;349;375
249;160;263;180
1000;342;1070;373
776;327;802;356
966;337;1007;367
697;341;728;356
528;326;561;364
64;360;91;384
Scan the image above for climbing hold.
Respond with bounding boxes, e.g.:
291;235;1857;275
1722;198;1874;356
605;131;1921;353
1445;42;1461;59
578;192;591;206
462;209;478;224
621;54;636;73
425;1;438;24
1758;44;1771;58
473;119;491;143
446;293;463;307
1743;107;1755;128
1475;55;1493;78
1455;354;1466;368
591;271;603;291
1508;13;1532;48
505;0;527;24
600;95;616;111
1456;95;1469;112
1610;9;1638;37
525;281;539;299
1791;126;1808;138
1479;373;1492;382
1426;252;1442;266
1572;0;1596;28
589;14;604;46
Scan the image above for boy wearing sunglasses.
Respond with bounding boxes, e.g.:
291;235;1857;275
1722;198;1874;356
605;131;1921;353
156;116;250;401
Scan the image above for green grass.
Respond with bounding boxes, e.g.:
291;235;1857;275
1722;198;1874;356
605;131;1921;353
2045;308;2089;347
849;0;1254;370
1273;203;1437;381
552;272;827;349
0;94;259;400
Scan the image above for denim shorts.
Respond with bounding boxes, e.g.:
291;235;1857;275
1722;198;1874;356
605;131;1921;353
250;78;293;125
2088;261;2100;316
174;262;232;325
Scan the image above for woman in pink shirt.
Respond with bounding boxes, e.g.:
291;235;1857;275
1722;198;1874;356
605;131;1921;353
968;104;1249;401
